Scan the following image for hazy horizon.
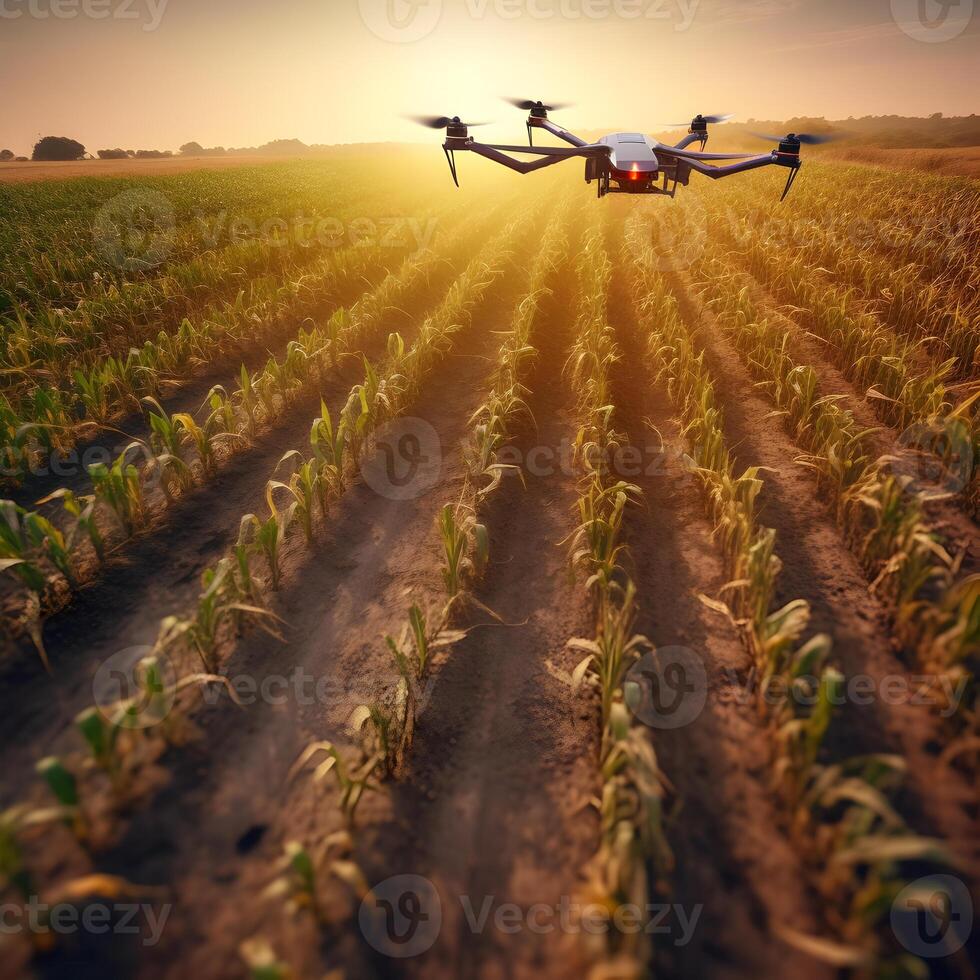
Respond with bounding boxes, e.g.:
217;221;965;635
2;0;978;156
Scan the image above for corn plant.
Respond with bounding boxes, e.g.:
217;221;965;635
88;443;147;535
269;452;318;543
570;583;649;729
310;401;347;506
438;501;488;600
241;502;296;592
288;742;379;829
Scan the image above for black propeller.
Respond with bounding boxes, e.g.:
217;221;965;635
664;112;733;126
505;98;572;112
751;131;839;145
408;115;488;129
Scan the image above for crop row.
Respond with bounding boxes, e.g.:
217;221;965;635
0;213;533;969
0;232;401;485
708;168;980;378
0;159;442;318
695;207;980;511
627;214;956;973
561;220;670;977
688;252;979;760
0;207;498;663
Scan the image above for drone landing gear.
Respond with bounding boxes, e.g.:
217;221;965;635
443;146;459;188
780;161;801;201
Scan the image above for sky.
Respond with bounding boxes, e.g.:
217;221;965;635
1;0;978;155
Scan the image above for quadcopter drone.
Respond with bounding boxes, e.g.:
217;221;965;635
414;99;834;200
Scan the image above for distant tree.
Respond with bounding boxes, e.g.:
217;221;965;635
0;149;14;161
256;138;309;156
179;141;205;155
14;157;28;162
97;148;129;160
135;149;173;159
32;136;86;161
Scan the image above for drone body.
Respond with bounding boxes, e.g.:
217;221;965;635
417;101;832;201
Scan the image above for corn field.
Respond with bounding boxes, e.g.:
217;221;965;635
0;153;977;980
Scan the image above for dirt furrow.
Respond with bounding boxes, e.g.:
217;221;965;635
30;242;543;980
0;257;470;799
604;207;833;980
357;259;598;980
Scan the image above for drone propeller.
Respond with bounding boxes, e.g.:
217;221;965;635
750;131;839;145
664;112;733;127
505;98;573;113
408;115;489;129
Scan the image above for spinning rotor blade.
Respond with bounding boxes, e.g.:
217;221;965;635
407;115;489;129
663;112;733;126
504;98;573;112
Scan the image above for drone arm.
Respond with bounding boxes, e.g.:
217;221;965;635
672;132;705;150
465;142;584;174
675;151;802;200
533;118;590;148
673;152;782;178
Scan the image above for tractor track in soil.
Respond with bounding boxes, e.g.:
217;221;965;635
29;228;549;980
662;265;980;878
0;237;485;802
604;207;833;980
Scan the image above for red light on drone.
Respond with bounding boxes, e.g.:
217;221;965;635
630;163;641;180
